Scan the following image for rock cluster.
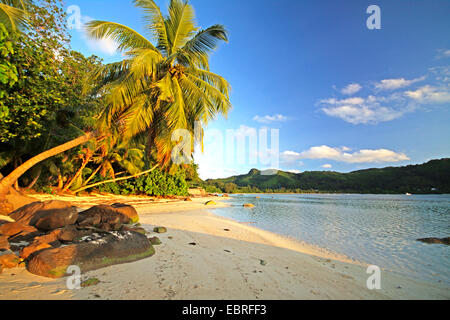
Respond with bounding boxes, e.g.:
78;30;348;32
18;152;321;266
417;237;450;245
0;200;155;278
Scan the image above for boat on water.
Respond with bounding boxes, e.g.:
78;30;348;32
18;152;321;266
406;193;412;196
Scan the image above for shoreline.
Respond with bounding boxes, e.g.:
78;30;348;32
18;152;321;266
0;194;448;300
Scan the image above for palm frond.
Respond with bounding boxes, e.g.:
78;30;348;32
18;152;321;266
133;0;170;54
166;0;197;55
85;20;157;52
0;2;29;31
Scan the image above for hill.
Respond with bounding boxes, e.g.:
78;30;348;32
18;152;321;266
204;158;450;194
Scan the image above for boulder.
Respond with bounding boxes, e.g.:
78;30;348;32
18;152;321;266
121;225;147;235
0;222;38;238
153;227;167;234
0;235;9;250
0;250;20;269
27;231;154;278
33;207;78;231
417;237;450;245
78;205;135;229
111;203;139;223
148;236;161;245
9;200;75;226
243;203;255;208
20;242;52;260
57;225;79;242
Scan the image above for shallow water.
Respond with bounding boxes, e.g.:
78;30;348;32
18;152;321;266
211;194;450;285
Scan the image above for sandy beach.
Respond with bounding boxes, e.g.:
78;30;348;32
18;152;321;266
0;193;448;300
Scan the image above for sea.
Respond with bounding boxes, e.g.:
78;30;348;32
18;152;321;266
211;193;450;285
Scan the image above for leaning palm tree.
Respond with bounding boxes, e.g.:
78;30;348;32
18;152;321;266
86;0;231;166
0;0;30;31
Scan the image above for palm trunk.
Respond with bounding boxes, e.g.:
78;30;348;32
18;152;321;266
0;131;96;197
62;153;92;192
82;164;102;187
73;165;158;194
26;167;42;190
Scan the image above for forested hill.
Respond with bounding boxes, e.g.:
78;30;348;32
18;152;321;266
204;159;450;194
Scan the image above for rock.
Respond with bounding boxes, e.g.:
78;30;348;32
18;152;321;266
0;250;20;269
188;188;207;197
417;237;450;245
148;236;161;245
81;277;100;287
243;203;255;208
111;203;139;223
32;230;61;245
153;226;167;233
205;200;216;206
20;242;52;260
0;222;38;238
184;197;192;202
9;201;75;226
259;259;267;266
78;214;101;228
57;225;79;242
27;231;154;278
0;235;9;250
121;225;146;235
222;194;229;197
78;205;134;228
33;207;78;231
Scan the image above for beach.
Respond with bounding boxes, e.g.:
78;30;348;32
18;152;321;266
0;194;448;300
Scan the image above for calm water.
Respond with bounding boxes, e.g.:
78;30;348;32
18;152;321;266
211;194;450;285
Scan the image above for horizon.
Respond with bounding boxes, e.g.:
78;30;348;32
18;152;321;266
66;0;450;179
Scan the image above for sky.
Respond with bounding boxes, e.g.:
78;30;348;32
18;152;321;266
65;0;450;179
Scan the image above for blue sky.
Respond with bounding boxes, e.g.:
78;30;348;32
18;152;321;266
66;0;450;179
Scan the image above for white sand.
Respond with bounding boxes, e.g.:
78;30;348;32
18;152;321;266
0;194;448;300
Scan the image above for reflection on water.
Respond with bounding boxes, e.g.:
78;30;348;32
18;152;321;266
212;194;450;285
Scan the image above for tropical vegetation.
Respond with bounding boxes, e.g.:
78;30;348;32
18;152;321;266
0;0;231;212
204;159;450;194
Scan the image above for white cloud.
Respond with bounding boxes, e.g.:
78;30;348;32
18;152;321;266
319;91;412;124
287;169;302;174
374;76;425;91
253;114;288;123
436;49;450;59
68;7;119;56
320;97;365;105
282;145;409;164
341;83;362;95
321;104;404;124
321;164;332;169
405;85;450;104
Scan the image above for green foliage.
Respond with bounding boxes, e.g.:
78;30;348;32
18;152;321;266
0;23;17;119
204;159;450;194
93;168;188;196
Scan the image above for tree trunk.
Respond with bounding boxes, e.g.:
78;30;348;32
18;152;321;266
0;131;96;197
82;163;102;187
62;152;92;192
73;165;158;194
26;167;42;190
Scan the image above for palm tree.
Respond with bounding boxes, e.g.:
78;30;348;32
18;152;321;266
86;0;231;166
0;0;231;211
0;0;30;31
